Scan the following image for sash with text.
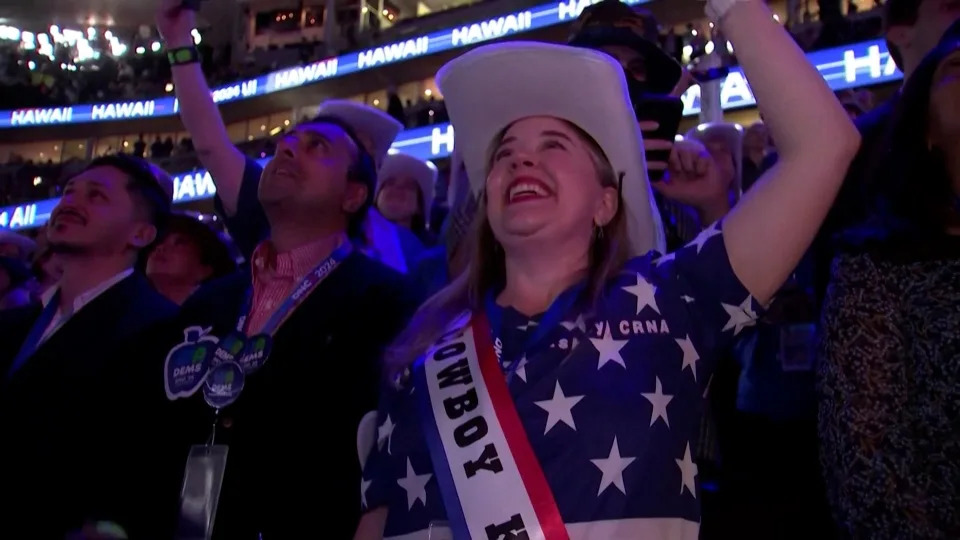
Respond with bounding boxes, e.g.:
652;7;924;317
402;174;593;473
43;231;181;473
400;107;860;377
414;311;569;540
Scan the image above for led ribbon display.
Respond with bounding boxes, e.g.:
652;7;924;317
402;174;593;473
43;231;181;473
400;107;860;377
0;37;902;230
0;0;897;128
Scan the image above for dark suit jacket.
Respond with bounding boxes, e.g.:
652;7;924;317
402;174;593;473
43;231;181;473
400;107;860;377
0;273;178;539
159;251;421;539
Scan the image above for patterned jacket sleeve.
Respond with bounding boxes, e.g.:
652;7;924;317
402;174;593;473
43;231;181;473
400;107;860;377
816;251;910;535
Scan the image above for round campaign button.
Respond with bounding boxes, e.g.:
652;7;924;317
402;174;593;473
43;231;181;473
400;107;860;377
164;337;216;401
237;333;272;374
203;360;245;409
211;332;246;366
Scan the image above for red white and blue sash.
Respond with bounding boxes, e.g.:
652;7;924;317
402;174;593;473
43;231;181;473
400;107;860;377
414;311;569;540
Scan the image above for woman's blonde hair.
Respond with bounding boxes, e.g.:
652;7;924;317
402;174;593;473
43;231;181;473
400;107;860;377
385;119;631;378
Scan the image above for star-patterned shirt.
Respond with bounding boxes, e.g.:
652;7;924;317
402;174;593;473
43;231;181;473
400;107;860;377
361;221;762;539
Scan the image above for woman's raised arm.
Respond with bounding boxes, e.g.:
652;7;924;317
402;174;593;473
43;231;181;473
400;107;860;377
715;0;861;304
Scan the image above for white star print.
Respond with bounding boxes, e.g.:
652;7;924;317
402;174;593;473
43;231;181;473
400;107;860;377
514;355;529;382
534;381;585;434
622;273;660;315
641;376;673;428
721;295;758;335
589;324;628;370
675;443;698;498
360;478;372;508
655;252;675;266
675;335;700;381
560;314;588;334
682;295;695;303
688;222;722;253
591;437;636;496
517;320;539;331
377;414;396;454
396;458;432;510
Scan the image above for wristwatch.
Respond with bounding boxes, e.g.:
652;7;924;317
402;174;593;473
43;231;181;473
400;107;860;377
705;0;752;24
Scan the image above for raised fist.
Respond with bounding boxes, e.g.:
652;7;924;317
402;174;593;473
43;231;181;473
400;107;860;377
653;138;729;209
156;0;197;49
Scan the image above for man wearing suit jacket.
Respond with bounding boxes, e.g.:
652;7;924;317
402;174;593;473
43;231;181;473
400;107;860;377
157;111;421;539
0;154;178;538
157;5;420;536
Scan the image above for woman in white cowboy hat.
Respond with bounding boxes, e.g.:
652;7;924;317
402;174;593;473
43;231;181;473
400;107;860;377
355;1;860;538
376;152;439;246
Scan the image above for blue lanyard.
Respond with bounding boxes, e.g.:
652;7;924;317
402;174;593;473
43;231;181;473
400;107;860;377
235;242;353;336
6;292;61;379
484;282;585;381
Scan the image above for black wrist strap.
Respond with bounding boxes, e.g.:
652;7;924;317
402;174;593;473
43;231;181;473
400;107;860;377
167;46;200;66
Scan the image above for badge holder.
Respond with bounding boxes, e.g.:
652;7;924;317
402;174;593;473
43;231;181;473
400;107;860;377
175;361;245;540
427;521;453;540
175;443;228;540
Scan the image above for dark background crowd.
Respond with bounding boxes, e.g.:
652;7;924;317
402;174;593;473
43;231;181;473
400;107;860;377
0;2;884;209
0;3;886;110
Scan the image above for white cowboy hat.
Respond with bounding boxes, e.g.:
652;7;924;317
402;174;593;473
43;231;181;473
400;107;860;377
436;41;666;256
684;122;744;197
378;151;438;217
316;100;403;165
0;230;37;259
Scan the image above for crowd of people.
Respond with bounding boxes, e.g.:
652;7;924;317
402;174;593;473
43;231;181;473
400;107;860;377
0;0;958;539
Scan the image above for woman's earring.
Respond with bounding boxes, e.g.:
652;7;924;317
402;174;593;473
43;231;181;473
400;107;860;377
595;225;604;241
